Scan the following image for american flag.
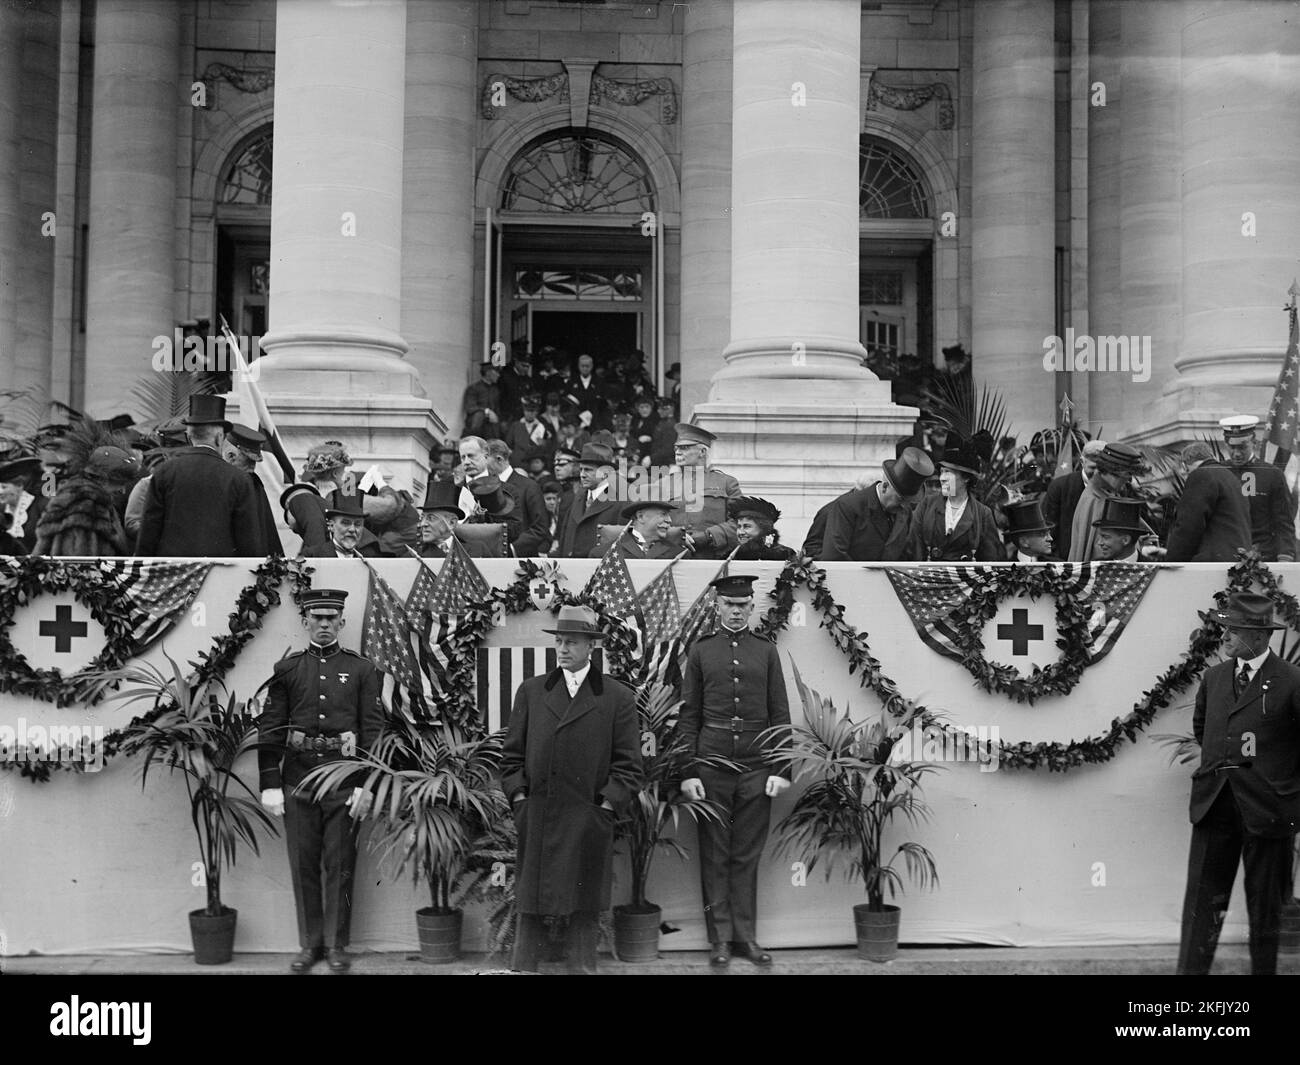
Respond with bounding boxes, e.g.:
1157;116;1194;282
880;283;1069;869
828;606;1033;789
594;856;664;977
1264;295;1300;456
645;558;730;690
581;539;639;617
884;562;1156;667
359;563;425;720
97;560;214;650
404;555;470;711
631;558;683;687
410;538;491;614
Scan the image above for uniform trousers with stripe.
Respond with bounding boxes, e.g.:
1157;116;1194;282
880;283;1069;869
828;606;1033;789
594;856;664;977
1176;782;1291;975
697;765;772;946
284;785;360;951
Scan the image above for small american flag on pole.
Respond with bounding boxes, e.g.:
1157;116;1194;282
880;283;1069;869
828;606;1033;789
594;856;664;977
97;559;214;651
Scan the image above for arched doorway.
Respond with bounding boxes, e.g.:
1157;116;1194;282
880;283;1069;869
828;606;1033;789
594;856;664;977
213;124;272;346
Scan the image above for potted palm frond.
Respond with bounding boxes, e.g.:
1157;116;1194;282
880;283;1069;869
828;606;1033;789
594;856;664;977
103;652;278;964
300;715;509;963
764;662;939;962
612;679;732;962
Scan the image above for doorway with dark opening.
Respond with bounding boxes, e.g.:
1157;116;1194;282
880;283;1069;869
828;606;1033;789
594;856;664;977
530;311;640;371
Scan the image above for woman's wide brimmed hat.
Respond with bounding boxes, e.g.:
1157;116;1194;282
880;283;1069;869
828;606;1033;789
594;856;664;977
1212;592;1284;631
939;440;982;477
541;604;603;637
728;496;781;525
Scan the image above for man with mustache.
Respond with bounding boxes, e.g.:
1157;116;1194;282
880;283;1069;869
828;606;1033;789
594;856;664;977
299;497;381;558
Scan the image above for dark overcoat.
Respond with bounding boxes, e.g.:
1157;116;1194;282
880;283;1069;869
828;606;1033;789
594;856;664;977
906;493;1003;562
557;491;621;558
1224;459;1297;561
1191;651;1300;837
1165;462;1252;563
819;483;911;562
501;666;642;916
1041;471;1085;560
135;446;264;557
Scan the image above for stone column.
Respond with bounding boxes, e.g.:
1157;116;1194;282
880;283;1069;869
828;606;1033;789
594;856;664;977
400;0;475;435
678;0;732;422
0;0;24;395
82;0;180;418
1162;0;1300;435
693;0;914;545
254;0;439;489
970;0;1055;433
48;0;83;408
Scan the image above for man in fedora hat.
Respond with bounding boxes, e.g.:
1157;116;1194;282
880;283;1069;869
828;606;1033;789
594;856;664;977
594;499;679;560
222;424;283;557
679;574;791;968
818;446;935;562
1003;498;1062;562
416;480;487;558
136;394;266;557
1067;442;1145;562
1177;592;1300;975
502;604;642;973
1163;442;1253;563
660;423;742;560
557;441;621;558
259;588;385;973
1219;414;1296;562
1088;497;1149;562
299;497;382;558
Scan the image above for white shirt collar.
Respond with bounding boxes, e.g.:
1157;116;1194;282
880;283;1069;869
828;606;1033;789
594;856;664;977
1237;648;1270;673
631;529;648;546
1016;550;1040;563
563;661;591;695
589;482;609;500
496;468;511;483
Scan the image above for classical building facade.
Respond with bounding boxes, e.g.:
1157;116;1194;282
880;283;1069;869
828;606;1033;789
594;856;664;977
2;0;1298;534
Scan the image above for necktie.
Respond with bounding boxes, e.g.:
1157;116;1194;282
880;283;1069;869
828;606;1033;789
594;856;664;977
1236;662;1251;695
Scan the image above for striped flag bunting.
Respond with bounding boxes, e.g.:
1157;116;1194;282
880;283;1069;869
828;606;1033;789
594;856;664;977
631;553;684;687
97;560;214;651
647;557;731;690
476;645;604;733
414;537;491;614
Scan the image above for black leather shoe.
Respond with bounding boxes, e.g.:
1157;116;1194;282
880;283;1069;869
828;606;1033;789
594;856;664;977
709;942;731;967
290;947;324;972
732;941;773;966
327;947;352;972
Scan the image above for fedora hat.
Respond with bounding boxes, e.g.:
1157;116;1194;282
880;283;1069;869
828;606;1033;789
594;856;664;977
939;440;982;477
882;446;935;499
470;480;515;517
1004;498;1054;537
1091;496;1147;534
182;394;231;429
1213;592;1284;631
420;478;465;519
578;442;615;467
622;498;677;521
541;604;603;638
325;495;367;520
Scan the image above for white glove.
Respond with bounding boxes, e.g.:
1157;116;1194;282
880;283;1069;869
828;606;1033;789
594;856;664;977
346;787;373;821
261;788;285;817
681;778;705;800
765;776;790;798
579;410;593;428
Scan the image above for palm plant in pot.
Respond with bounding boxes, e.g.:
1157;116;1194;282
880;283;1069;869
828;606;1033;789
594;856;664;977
764;663;940;962
612;679;732;962
300;715;508;963
103;653;279;964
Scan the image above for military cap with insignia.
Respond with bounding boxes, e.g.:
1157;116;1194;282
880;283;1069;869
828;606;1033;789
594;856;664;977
299;588;348;614
226;424;267;457
675;423;717;448
1219;414;1260;440
710;574;759;597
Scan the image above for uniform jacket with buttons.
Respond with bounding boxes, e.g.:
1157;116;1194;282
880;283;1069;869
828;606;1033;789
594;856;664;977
679;626;792;778
1191;651;1300;837
1224;459;1297;561
257;643;386;792
664;466;741;560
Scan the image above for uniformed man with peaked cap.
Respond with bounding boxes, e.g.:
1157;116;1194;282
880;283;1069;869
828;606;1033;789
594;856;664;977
663;423;742;560
1219;414;1296;562
678;574;792;968
259;588;385;972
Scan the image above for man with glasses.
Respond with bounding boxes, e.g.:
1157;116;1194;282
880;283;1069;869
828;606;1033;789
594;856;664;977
664;423;742;560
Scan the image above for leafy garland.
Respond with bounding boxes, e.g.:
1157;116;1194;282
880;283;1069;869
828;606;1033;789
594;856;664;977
3;557;314;783
754;552;1284;772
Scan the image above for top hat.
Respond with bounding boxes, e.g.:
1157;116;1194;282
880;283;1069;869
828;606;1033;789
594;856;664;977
882;447;936;499
1213;591;1284;631
1094;442;1144;475
420;478;465;519
1219;415;1260;441
541;604;603;637
1003;498;1054;538
1091;496;1147;534
300;588;348;614
710;574;758;598
226;424;266;457
279;482;319;511
0;456;42;487
939;440;982;477
622;498;678;521
182;394;231;428
728;496;782;526
578;442;615;467
674;423;715;448
470;480;515;517
325;495;367;520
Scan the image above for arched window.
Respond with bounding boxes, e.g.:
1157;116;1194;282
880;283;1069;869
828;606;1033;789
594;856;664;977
219;126;273;206
501;130;655;214
859;136;929;219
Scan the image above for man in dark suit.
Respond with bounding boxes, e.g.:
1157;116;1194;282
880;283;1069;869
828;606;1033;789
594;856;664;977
222;424;283;556
484;439;549;557
1220;415;1297;562
1003;498;1063;562
679;575;791;968
502;605;642;973
564;353;608;432
415;480;487;558
1177;592;1300;976
1041;439;1106;561
258;588;385;972
557;442;621;558
819;447;934;562
503;394;554;467
1163;442;1253;562
591;500;680;560
496;352;538;423
136;395;265;557
298;497;383;558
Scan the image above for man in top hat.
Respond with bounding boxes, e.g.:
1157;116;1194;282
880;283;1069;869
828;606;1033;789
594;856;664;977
1163;442;1253;563
557;442;621;558
731;496;795;561
819;447;935;562
502;604;642;973
1176;592;1300;975
1066;442;1146;562
416;480;487;558
299;497;382;558
222;424;283;557
259;588;385;973
1042;439;1107;561
483;439;549;557
1088;497;1149;562
679;575;791;967
1003;499;1062;562
136;394;266;557
1219;415;1296;563
595;499;679;560
662;423;742;560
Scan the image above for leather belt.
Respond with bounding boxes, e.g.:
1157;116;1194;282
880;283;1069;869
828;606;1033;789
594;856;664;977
288;732;345;752
703;716;764;733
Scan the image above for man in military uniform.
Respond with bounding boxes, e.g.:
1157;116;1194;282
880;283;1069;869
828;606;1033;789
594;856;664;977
258;589;385;972
222;424;283;556
1219;415;1296;562
679;575;791;968
665;423;742;560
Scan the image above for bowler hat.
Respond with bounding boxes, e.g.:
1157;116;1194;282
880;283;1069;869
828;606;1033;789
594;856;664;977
541;604;603;637
470;480;515;517
1004;498;1054;537
300;588;348;614
182;394;231;428
420;478;465;519
1213;592;1284;631
1091;496;1147;534
622;498;677;521
882;447;935;499
325;495;367;520
578;442;615;467
554;444;582;463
